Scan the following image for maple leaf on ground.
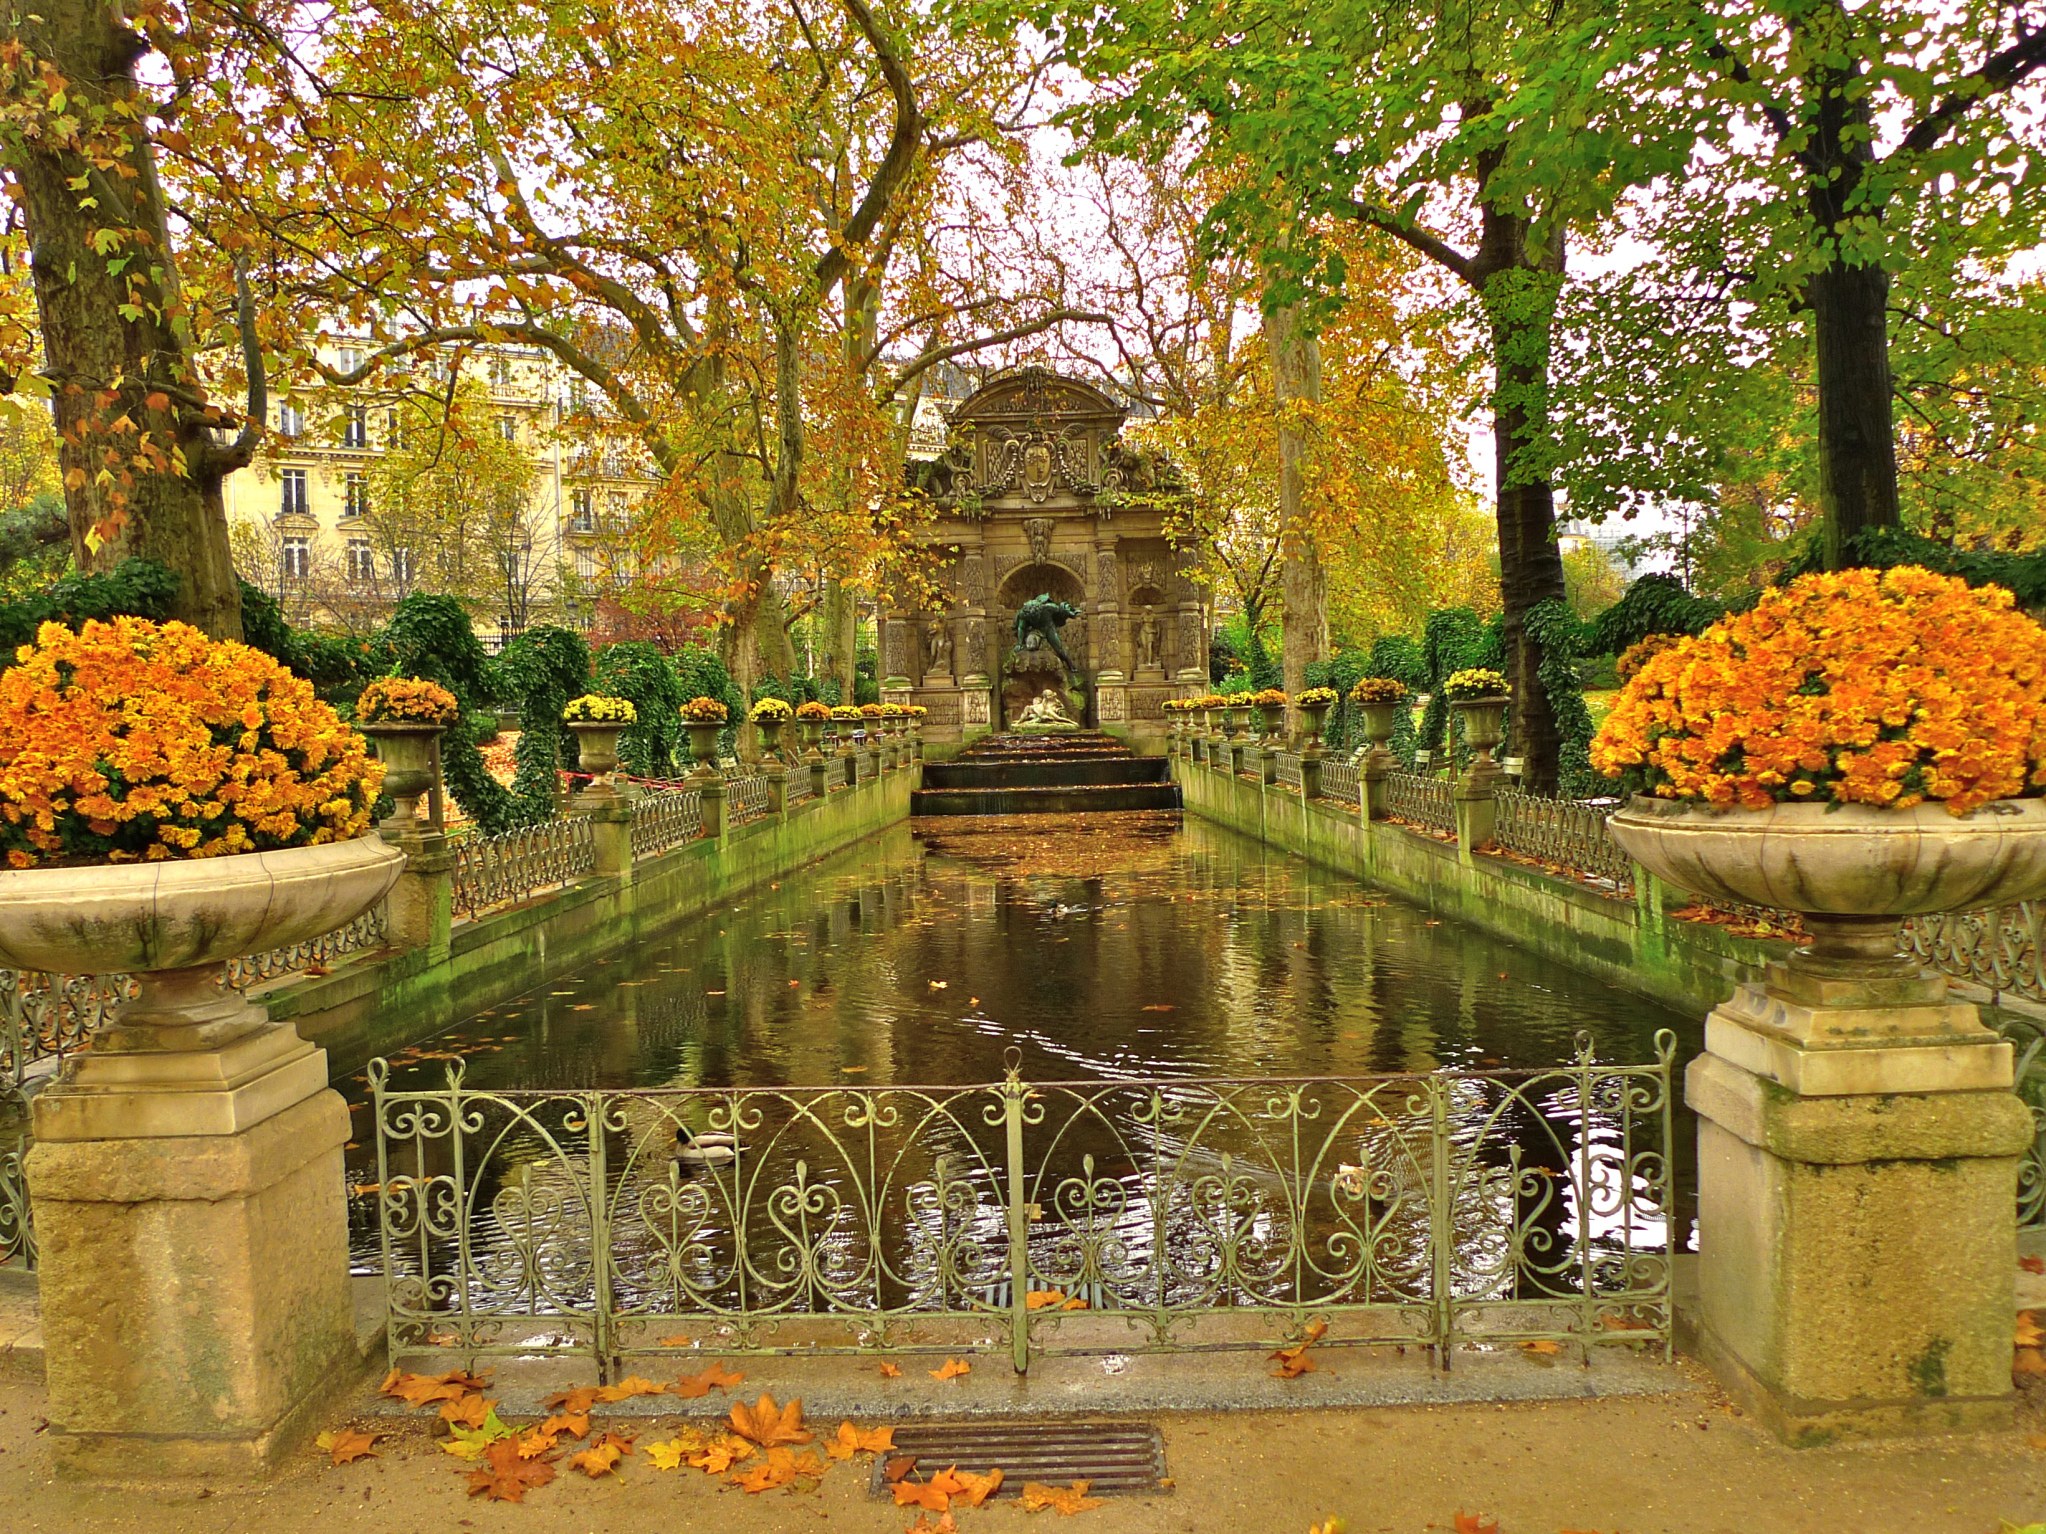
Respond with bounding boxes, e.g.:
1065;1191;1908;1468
2023;1256;2046;1275
729;1446;825;1494
380;1367;491;1409
647;1431;711;1471
1453;1512;1500;1534
534;1409;591;1445
827;1421;897;1460
657;1334;695;1347
954;1468;1005;1507
690;1434;757;1473
896;1467;969;1513
1520;1339;1564;1357
1020;1479;1104;1515
730;1392;813;1448
438;1392;493;1428
466;1437;557;1502
315;1428;378;1466
905;1516;960;1534
1307;1521;1348;1534
442;1406;518;1460
592;1374;666;1404
879;1362;904;1379
2017;1312;2046;1349
544;1385;601;1416
671;1362;746;1399
1026;1290;1069;1311
568;1432;634;1478
885;1455;920;1484
929;1358;972;1381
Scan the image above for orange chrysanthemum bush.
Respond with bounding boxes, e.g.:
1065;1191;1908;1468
1589;568;2046;816
0;617;383;869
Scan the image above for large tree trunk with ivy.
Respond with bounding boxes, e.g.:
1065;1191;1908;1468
818;575;859;703
3;0;245;639
1266;303;1328;733
1475;218;1568;796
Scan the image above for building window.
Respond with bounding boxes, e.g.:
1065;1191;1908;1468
601;448;625;479
282;535;311;581
390;547;415;588
490;356;512;390
279;469;309;517
567;378;587;412
342;404;367;449
277;402;304;437
334;347;362;376
345;538;375;585
498;413;518;445
343;472;368;519
386;409;407;450
574;549;597;582
569;488;595;532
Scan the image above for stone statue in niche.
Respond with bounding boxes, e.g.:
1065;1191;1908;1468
1023;516;1054;566
1135;611;1162;672
924;618;953;676
1011;593;1080;675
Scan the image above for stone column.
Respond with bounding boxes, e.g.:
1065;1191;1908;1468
1687;930;2033;1441
1093;541;1128;732
1361;754;1392;822
381;827;454;963
1453;767;1496;862
576;778;634;884
881;604;915;702
698;776;728;840
766;760;789;819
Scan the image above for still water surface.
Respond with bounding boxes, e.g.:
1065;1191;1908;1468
343;812;1699;1264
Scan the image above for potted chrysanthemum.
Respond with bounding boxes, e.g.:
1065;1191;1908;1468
679;695;729;777
1596;569;2046;961
749;696;793;758
1250;687;1289;739
356;677;459;830
0;617;400;1048
562;693;636;787
1349;676;1410;765
1295;686;1339;756
794;699;831;761
1442;667;1511;777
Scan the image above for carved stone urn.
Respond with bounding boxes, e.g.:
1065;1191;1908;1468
567;720;625;791
359;721;442;831
1449;695;1509;785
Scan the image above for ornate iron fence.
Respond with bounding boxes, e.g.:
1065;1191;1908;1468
1905;902;2046;1007
827;755;855;791
1492;791;1634;897
630;787;703;858
1274;752;1304;788
786;767;816;806
1317;759;1360;807
727;773;774;827
368;1034;1677;1374
226;907;389;989
452;814;596;920
1385;769;1456;834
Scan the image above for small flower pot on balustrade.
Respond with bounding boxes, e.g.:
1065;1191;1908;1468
567;720;627;800
1258;703;1286;740
755;718;787;762
1298;701;1331;758
1449;694;1510;789
686;720;724;781
359;721;444;833
798;718;826;763
1357;702;1402;764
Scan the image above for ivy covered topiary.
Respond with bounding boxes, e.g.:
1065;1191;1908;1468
1525;598;1600;796
499;626;591;818
0;557;178;659
380;594;518;834
1584;573;1726;657
591;640;684;777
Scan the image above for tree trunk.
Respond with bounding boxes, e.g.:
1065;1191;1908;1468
1265;304;1328;737
6;0;244;639
818;575;859;702
1476;232;1568;795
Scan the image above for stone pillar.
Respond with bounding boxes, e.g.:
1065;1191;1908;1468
1298;755;1321;802
1453;768;1496;862
576;778;634;883
1361;754;1392;821
1258;741;1280;787
809;756;830;802
1687;932;2034;1441
381;827;453;962
699;776;728;840
767;761;789;819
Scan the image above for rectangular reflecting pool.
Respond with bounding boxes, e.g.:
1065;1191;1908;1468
342;812;1702;1270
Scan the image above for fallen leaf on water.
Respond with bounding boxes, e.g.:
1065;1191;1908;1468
730;1392;813;1448
1140;1003;1174;1012
381;1367;490;1408
930;1357;972;1381
466;1438;557;1502
315;1428;378;1465
1020;1479;1104;1515
827;1421;896;1459
878;1362;904;1379
593;1374;666;1403
841;1064;869;1073
569;1432;634;1478
729;1446;825;1493
442;1406;518;1460
671;1362;746;1398
1453;1513;1500;1534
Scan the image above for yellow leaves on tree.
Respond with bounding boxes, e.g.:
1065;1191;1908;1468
1020;1479;1104;1515
728;1392;814;1448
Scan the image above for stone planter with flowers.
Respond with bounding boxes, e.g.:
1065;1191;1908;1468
0;616;402;1474
795;699;831;762
1442;667;1511;787
1295;686;1338;757
1591;566;2046;1441
680;695;729;780
749;696;793;760
356;676;459;832
563;693;636;796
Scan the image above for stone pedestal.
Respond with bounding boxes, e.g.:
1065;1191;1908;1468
1688;958;2034;1442
1453;772;1496;860
381;827;453;962
1361;752;1393;821
577;792;634;884
27;1023;360;1477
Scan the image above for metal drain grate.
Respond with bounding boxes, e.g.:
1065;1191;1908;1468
869;1421;1168;1498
